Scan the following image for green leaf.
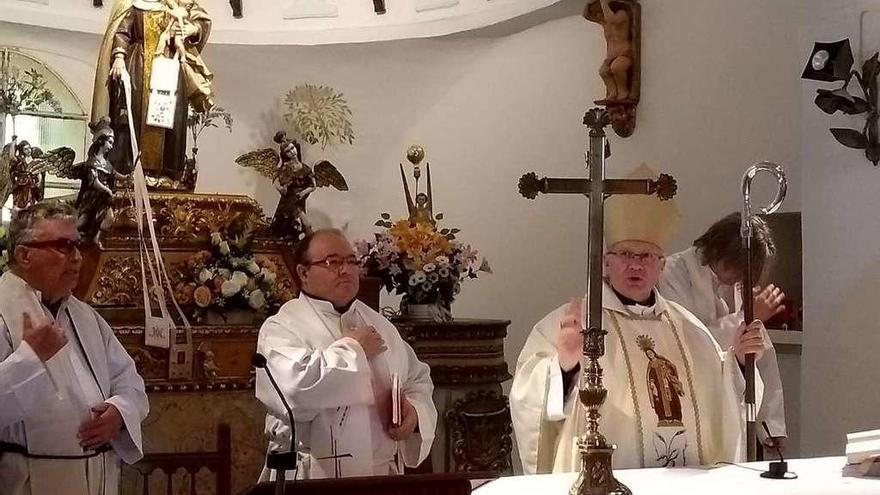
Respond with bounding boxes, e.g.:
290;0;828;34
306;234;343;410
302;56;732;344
863;52;880;84
830;128;868;149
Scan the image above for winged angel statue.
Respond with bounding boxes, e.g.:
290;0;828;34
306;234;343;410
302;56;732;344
235;131;348;240
0;137;75;212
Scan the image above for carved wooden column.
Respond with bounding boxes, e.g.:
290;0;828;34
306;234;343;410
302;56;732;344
392;318;513;474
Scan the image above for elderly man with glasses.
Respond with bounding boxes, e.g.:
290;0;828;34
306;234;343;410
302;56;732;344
511;166;769;474
0;201;148;495
255;229;436;480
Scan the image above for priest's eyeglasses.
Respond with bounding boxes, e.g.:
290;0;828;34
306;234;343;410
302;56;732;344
606;250;664;265
20;238;82;256
308;255;360;272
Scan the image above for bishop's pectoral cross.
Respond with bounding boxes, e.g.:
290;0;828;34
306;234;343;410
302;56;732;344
518;107;676;495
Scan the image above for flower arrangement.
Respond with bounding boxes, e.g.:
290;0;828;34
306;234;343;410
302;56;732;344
355;216;490;312
173;231;291;320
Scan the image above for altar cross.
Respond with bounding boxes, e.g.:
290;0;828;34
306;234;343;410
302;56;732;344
518;106;676;495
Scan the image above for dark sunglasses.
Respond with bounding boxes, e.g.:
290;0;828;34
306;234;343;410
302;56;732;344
21;238;82;255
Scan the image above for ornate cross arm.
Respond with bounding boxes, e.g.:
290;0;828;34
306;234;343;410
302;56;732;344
518;172;677;200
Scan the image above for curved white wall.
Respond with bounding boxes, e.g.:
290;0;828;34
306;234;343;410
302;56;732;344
0;0;563;45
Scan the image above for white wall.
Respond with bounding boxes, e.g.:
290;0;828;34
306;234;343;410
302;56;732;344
800;1;880;457
2;0;808;455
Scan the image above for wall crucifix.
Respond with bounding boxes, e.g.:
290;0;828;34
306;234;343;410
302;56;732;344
584;0;641;138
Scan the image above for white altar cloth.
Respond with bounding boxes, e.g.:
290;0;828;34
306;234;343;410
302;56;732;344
474;457;880;495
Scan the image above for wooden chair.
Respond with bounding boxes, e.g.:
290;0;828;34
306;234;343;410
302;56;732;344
123;423;232;495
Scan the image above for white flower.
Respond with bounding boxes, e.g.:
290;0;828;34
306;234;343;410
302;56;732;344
435;255;449;266
231;271;249;287
210;232;222;246
246;260;261;274
438;267;451;278
428;272;439;283
423;263;436;273
218;268;232;280
409;271;427;286
248;289;267;310
198;268;213;284
218;241;230;255
221;280;242;297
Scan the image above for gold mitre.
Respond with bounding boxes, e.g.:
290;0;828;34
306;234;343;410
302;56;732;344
604;163;680;252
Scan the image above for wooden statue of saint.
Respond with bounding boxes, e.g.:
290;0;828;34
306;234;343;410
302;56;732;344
91;0;215;185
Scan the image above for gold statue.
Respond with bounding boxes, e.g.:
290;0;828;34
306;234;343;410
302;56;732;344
399;145;435;228
91;0;214;184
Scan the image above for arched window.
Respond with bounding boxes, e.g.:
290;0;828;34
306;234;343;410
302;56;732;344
1;46;89;222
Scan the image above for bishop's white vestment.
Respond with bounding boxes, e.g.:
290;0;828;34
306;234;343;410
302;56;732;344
659;246;785;440
0;272;149;495
510;283;751;474
255;294;437;480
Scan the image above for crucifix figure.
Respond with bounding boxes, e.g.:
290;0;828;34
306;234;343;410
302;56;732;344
518;107;676;495
583;0;642;138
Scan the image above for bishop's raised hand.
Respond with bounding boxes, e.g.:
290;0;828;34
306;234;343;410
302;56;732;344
556;298;585;372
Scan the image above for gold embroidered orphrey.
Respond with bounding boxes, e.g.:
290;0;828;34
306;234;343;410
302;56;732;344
636;335;684;427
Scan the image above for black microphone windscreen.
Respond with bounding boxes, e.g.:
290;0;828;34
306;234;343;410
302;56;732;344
252;353;267;368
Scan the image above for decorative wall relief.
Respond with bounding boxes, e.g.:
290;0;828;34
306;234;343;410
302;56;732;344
415;0;459;13
229;0;243;18
282;0;339;20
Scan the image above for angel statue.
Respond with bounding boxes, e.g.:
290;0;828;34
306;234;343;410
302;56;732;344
40;119;127;248
399;144;435;228
235;131;348;240
0;137;76;213
75;119;128;248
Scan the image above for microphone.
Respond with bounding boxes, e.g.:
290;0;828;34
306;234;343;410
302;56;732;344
760;421;796;479
253;353;299;493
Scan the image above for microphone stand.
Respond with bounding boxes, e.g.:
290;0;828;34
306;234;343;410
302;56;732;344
740;162;787;462
254;353;298;495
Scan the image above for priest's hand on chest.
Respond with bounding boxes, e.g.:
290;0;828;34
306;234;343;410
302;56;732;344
22;312;67;362
343;325;387;359
733;319;768;365
77;403;123;451
388;398;419;441
556;298;585;372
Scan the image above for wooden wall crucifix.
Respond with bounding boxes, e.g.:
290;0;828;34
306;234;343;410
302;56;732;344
584;0;641;138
